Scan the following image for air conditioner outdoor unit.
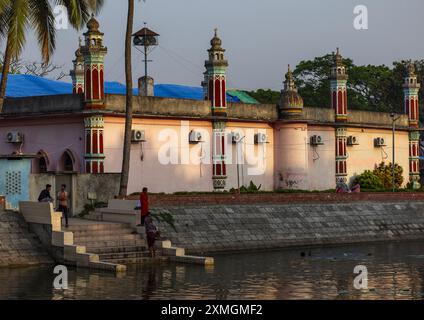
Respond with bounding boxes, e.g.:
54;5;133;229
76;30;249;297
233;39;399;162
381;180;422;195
374;137;386;147
189;130;203;143
231;132;243;144
347;136;359;146
310;135;324;146
254;133;268;144
6;131;23;143
131;130;146;142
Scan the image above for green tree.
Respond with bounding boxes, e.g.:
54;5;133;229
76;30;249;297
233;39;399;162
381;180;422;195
0;0;104;111
245;89;280;105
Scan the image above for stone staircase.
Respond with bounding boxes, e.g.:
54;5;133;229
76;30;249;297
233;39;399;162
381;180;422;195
67;222;160;265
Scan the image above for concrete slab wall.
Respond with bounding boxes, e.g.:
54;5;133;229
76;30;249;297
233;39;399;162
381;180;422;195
153;202;424;255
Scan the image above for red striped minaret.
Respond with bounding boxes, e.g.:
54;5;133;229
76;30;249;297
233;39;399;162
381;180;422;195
330;48;348;123
80;16;107;173
203;29;229;190
331;49;349;183
404;63;421;185
70;39;84;94
81;15;107;110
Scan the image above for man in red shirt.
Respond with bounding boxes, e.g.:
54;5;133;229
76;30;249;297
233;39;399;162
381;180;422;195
138;187;149;226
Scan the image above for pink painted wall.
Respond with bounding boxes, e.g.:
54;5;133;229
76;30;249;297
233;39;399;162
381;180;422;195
226;122;274;191
346;128;410;186
0;117;85;172
306;126;336;190
104;117;214;194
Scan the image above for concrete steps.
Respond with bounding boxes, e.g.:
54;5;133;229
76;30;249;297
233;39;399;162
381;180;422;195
80;239;147;249
73;234;139;243
102;256;169;265
87;245;147;254
69;219;214;267
70;221;155;266
98;251;152;260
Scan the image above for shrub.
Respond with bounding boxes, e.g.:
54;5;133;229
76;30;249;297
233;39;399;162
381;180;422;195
373;162;404;189
239;181;262;193
355;170;384;190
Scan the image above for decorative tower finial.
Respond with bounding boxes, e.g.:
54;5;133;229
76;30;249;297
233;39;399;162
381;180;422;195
330;47;348;122
279;65;303;118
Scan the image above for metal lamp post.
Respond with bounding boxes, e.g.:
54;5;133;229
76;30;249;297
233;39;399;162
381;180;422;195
390;113;401;192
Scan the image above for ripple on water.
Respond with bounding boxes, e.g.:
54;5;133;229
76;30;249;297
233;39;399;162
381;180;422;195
1;241;424;299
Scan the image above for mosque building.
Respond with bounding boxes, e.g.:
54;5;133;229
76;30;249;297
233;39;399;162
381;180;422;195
0;16;419;211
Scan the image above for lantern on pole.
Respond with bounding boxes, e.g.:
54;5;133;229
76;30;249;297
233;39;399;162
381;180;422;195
133;24;159;96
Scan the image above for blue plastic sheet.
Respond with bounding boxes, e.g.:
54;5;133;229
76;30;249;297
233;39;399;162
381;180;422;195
3;74;240;102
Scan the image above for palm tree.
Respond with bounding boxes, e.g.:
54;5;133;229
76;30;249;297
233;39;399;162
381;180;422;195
119;0;135;197
0;0;104;111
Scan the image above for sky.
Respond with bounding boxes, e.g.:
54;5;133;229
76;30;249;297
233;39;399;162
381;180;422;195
4;0;424;91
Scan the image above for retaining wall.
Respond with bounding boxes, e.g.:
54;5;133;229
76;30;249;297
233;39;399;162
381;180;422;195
153;201;424;254
0;211;52;267
139;192;424;207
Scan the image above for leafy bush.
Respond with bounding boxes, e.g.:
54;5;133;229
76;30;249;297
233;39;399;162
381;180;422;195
373;162;404;189
355;170;384;190
239;181;262;193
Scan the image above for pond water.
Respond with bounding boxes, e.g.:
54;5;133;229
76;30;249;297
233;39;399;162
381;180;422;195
1;241;424;300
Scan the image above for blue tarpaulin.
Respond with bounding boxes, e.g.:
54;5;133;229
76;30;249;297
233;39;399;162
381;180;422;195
2;74;241;102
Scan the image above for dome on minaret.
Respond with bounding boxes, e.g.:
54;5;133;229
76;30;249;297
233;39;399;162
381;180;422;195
279;65;304;118
210;28;223;49
331;48;348;81
206;28;228;67
407;63;416;77
87;15;100;32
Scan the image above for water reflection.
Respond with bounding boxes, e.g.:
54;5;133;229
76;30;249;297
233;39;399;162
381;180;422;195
1;241;424;300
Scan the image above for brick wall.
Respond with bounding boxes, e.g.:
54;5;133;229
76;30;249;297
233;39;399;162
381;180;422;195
130;192;424;207
152;201;424;254
0;211;52;267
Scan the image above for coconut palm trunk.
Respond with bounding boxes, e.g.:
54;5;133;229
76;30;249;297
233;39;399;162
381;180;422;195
119;0;135;197
0;35;12;112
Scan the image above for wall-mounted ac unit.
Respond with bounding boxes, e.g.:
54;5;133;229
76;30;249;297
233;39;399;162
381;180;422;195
131;130;146;142
254;133;268;144
347;136;359;146
310;135;324;146
374;137;386;147
189;130;203;143
231;132;242;144
6;131;23;143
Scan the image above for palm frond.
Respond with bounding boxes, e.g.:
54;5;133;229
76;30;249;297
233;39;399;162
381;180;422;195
6;0;29;59
29;0;55;63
